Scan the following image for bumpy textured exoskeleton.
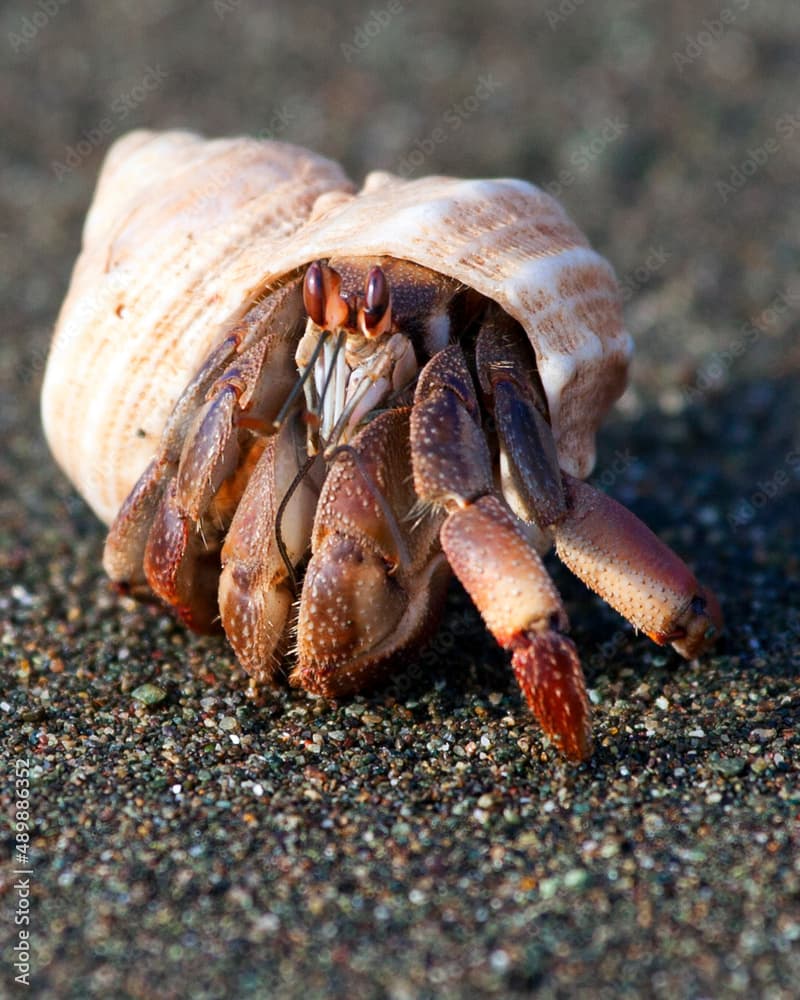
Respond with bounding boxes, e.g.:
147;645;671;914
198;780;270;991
42;131;723;761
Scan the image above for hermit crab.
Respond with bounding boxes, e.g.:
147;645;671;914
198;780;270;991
42;130;722;761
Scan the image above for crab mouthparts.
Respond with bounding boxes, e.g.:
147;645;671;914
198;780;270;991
296;319;418;457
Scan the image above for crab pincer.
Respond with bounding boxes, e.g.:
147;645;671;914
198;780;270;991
294;408;448;698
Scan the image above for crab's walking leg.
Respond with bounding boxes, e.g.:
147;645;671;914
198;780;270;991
103;329;245;591
293;408;448;698
553;475;723;659
104;278;303;627
474;305;566;529
411;346;593;761
219;417;322;682
142;381;243;631
474;313;723;664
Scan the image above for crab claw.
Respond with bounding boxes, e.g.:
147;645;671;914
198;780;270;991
554;475;723;660
219;417;322;682
294;408;448;697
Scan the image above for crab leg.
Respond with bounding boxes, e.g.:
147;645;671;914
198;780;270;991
294;408;448;698
411;346;593;761
553;475;723;658
475;306;566;528
143;477;225;631
103;331;245;590
219;417;322;682
104;278;304;625
476;317;723;662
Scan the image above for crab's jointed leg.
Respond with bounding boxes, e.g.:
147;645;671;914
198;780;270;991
553;475;723;659
475;311;723;664
475;306;566;528
410;345;593;761
219;416;322;682
102;328;245;592
103;278;304;630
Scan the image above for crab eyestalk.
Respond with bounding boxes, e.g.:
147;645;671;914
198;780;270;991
360;265;392;338
292;261;416;457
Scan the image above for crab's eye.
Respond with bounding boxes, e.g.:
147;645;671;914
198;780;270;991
363;266;390;333
303;261;326;327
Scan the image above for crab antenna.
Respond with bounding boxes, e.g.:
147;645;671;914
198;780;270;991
272;331;329;430
315;330;346;429
274;450;320;596
322;373;373;452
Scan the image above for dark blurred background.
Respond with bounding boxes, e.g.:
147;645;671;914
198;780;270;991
1;2;798;998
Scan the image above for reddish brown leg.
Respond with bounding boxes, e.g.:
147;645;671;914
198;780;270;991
554;475;723;659
140;381;263;632
102;330;244;590
143;477;223;632
103;455;169;592
219;417;322;682
475;313;723;664
104;279;303;627
411;345;593;761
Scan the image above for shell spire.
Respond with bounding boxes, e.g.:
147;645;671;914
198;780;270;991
42;130;354;524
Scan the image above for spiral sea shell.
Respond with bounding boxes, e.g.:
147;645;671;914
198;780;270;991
42;129;631;526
